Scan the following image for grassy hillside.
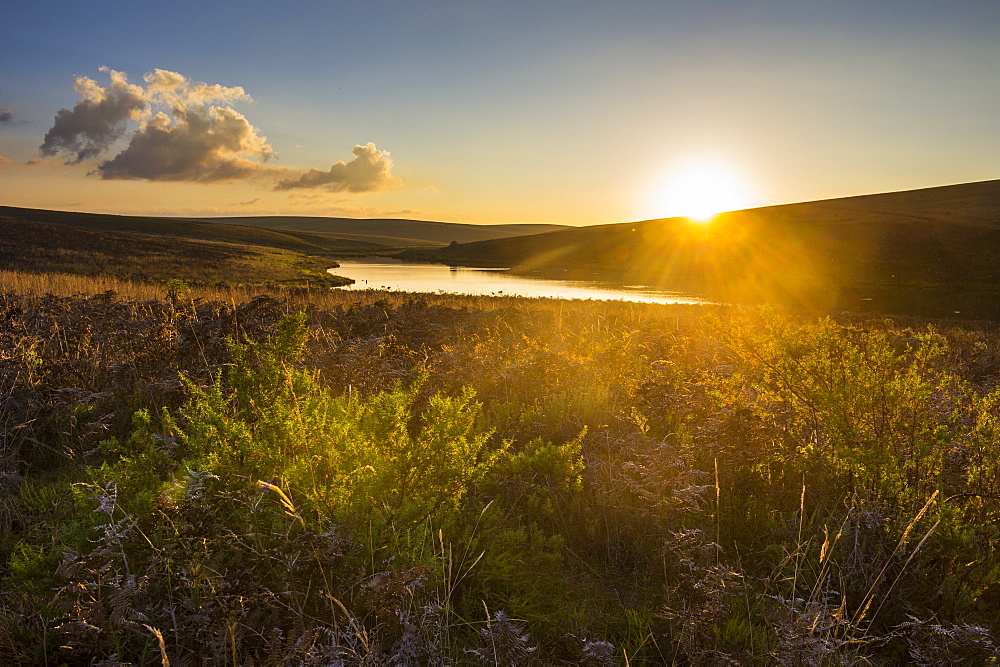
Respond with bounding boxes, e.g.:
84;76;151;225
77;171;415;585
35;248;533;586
403;180;1000;311
0;207;353;287
2;206;319;253
196;215;569;246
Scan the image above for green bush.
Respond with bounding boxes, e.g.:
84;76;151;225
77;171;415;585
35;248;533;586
5;288;1000;663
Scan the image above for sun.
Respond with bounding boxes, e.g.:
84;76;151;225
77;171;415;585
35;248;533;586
651;157;754;223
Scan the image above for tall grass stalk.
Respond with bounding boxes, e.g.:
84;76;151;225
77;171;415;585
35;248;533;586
854;490;939;626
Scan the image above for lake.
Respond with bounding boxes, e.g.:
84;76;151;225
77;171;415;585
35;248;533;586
327;259;1000;320
329;258;710;305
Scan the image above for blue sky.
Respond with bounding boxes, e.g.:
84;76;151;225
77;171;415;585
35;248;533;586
1;0;997;224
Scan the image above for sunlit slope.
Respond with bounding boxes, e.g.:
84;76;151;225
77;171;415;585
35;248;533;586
407;180;1000;308
196;216;569;247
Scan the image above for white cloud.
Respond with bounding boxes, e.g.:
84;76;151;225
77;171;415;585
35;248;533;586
99;106;276;182
39;68;402;192
274;142;400;193
143;68;251;110
39;68;148;163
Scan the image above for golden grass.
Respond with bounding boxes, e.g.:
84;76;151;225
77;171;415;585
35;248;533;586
2;267;999;663
0;267;722;321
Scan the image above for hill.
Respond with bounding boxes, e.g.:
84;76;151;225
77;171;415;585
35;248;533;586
0;206;387;254
0;206;564;288
0;206;359;286
194;216;569;247
401;180;1000;311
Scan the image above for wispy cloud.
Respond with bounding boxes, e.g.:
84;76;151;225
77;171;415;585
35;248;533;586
287;192;329;203
39;68;402;192
320;204;421;218
275;142;400;193
0;155;12;166
0;108;12;124
25;158;63;167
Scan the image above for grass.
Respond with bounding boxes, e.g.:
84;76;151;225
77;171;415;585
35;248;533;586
0;214;356;286
1;269;1000;663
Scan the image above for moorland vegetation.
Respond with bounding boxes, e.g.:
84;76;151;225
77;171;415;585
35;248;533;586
0;207;355;288
2;269;1000;663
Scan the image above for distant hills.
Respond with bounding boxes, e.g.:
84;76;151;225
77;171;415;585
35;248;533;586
402;180;1000;313
0;205;565;286
0;206;355;254
0;206;354;285
193;216;569;248
5;180;1000;316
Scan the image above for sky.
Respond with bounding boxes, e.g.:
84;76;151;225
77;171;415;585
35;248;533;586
1;0;998;226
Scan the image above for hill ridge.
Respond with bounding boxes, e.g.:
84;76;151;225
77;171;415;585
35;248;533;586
191;215;570;247
400;179;1000;311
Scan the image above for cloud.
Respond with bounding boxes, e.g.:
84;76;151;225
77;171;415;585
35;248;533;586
0;155;12;166
40;68;148;163
0;108;12;124
275;142;400;193
143;68;250;110
286;192;329;204
98;105;275;182
39;68;402;192
321;204;421;218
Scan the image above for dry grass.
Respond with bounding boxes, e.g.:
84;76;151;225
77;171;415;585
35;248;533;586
1;267;722;319
2;270;1000;664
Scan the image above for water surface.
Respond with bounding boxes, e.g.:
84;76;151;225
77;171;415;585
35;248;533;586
330;259;708;305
